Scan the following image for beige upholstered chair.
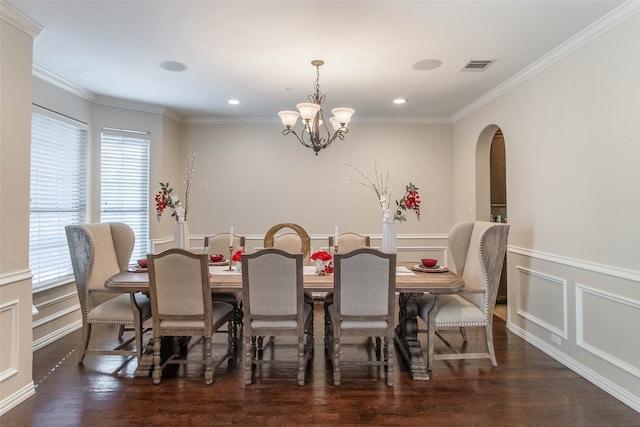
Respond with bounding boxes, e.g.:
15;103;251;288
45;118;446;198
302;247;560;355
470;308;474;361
329;232;370;254
204;233;245;257
264;223;314;305
325;232;371;334
263;223;311;263
147;249;235;385
241;249;314;386
203;232;246;340
326;248;396;386
416;221;509;368
65;223;151;363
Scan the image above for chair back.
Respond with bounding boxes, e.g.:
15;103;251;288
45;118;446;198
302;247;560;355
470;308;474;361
334;248;396;322
204;233;245;256
241;249;304;326
449;221;509;316
65;223;134;311
148;249;212;334
263;223;311;262
329;232;370;254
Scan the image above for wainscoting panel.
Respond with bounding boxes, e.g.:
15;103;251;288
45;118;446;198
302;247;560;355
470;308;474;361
514;266;567;339
32;281;82;350
0;300;19;382
576;284;640;379
507;246;640;413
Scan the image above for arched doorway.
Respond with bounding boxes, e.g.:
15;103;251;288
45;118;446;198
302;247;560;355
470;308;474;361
476;125;508;310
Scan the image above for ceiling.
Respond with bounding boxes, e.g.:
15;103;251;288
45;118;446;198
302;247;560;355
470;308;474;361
7;0;626;123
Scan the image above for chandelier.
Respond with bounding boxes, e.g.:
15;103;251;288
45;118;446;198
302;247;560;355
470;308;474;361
278;60;355;155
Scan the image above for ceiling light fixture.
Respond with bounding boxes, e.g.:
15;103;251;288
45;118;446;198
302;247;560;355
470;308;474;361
278;60;355;155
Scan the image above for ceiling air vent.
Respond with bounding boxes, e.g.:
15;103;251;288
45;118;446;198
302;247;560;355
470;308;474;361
460;60;495;72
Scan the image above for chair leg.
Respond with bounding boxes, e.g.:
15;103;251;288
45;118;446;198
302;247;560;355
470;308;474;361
385;335;394;387
79;323;91;363
152;335;162;384
427;324;436;370
244;336;253;385
485;325;498;366
332;337;341;386
297;336;306;386
227;321;234;360
204;336;213;385
118;324;125;339
460;327;468;342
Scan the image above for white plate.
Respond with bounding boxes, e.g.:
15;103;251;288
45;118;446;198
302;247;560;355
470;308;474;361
412;264;448;273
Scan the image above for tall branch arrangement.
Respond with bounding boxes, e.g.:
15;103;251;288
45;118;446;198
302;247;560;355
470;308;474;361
155;152;207;222
346;161;421;222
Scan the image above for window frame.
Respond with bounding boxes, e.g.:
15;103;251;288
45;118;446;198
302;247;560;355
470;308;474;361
29;105;88;290
99;127;151;263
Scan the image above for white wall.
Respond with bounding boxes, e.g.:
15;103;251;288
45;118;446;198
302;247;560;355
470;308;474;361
178;122;454;239
452;11;640;411
0;4;39;415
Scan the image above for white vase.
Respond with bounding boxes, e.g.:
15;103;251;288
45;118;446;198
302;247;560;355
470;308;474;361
174;220;189;249
381;219;397;254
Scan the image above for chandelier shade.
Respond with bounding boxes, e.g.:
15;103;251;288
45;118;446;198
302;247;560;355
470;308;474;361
278;60;355;155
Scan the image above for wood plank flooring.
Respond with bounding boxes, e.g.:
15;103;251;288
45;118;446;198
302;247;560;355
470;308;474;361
2;302;638;426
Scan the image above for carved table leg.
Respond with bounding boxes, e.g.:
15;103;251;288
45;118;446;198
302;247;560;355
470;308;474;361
394;292;430;380
134;336;176;377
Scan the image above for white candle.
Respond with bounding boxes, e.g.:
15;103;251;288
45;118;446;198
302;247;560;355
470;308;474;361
229;226;234;247
334;226;339;247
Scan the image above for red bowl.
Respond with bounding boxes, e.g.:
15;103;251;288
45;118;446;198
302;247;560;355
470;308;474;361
210;254;224;262
421;258;437;268
137;259;147;268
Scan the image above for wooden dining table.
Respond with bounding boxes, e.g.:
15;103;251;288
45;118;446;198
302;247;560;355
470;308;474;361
105;262;464;380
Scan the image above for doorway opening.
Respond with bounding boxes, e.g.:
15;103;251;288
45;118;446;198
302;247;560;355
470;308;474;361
489;129;508;305
475;125;508;319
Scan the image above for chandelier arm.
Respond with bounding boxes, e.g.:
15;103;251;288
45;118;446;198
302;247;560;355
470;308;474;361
282;128;314;149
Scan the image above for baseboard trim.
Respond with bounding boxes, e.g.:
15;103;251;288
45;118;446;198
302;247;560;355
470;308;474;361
0;381;35;417
32;319;82;352
507;320;640;413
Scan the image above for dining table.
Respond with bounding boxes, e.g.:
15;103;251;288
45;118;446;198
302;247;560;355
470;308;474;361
105;262;464;380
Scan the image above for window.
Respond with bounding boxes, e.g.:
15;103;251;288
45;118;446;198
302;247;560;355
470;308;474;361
29;106;87;288
100;128;150;262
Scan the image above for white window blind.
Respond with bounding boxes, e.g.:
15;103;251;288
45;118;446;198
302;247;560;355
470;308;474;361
30;106;87;288
100;128;150;262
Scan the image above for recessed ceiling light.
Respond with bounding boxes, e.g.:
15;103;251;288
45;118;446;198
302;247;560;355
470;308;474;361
159;60;187;72
412;59;443;71
393;98;408;105
228;99;241;105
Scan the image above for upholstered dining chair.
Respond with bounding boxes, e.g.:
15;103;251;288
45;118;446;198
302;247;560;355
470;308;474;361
264;222;314;305
326;248;396;386
416;221;509;368
203;232;246;340
147;249;235;385
65;223;151;363
241;249;314;386
263;223;311;264
328;232;370;255
324;232;371;337
204;233;245;257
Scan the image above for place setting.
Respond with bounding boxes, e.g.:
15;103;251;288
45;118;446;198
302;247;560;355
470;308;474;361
209;253;229;266
412;258;448;273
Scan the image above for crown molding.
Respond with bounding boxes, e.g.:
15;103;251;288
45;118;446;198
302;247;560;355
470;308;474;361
451;0;640;123
33;65;96;101
182;115;452;126
1;0;42;37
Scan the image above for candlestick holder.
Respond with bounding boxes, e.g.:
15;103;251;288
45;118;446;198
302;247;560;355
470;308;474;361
228;246;233;271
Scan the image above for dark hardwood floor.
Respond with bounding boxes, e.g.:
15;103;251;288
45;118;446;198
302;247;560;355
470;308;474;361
2;302;638;426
